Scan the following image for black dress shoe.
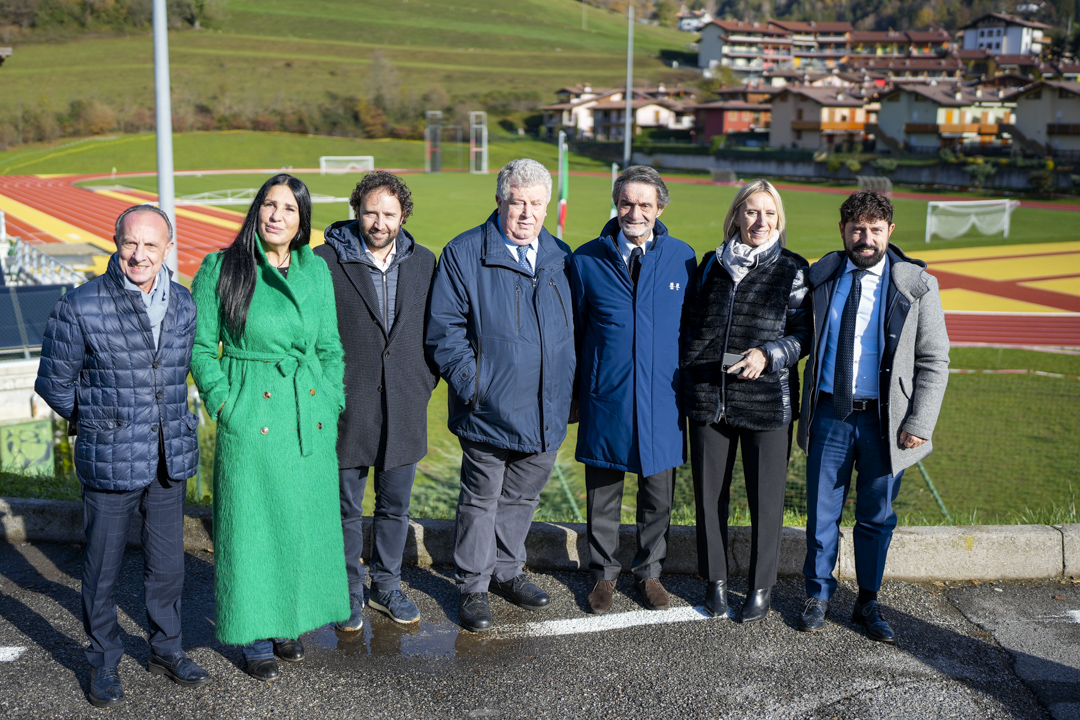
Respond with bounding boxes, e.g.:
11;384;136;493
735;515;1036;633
459;592;493;632
851;600;895;643
740;587;771;624
245;657;280;681
88;666;124;708
704;580;728;618
799;597;829;632
272;638;305;662
148;652;210;687
490;574;551;611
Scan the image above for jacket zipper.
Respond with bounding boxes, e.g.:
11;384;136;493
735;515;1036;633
381;270;389;329
714;282;737;424
516;284;520;330
474;337;482;406
549;279;568;326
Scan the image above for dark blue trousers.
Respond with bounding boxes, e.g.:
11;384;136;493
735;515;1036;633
81;472;185;669
339;463;417;593
804;399;903;601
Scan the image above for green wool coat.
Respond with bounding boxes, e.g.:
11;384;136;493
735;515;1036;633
190;245;349;646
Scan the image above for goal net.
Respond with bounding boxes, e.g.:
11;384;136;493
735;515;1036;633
319;156;375;175
857;175;892;196
924;199;1020;243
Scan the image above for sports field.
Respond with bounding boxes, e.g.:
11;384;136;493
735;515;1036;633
1;133;1077;525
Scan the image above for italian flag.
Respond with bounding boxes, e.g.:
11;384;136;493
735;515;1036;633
556;144;568;238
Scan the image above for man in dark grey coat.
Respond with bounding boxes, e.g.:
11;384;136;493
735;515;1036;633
35;205;208;707
316;172;438;629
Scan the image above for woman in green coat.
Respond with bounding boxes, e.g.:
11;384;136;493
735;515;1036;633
190;174;348;681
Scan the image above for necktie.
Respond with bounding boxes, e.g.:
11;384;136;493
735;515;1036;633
832;269;866;420
516;245;532;275
629;246;643;287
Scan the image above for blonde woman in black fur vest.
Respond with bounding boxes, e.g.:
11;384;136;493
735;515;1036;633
680;179;812;623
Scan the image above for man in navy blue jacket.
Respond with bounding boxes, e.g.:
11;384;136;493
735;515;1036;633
35;205;207;707
570;166;696;613
427;159;576;632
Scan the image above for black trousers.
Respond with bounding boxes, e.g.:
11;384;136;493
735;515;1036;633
585;465;675;582
81;466;185;669
689;419;793;590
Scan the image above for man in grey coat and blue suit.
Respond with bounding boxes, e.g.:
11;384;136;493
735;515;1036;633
797;191;949;642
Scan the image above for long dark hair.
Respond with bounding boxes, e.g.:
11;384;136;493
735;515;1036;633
217;174;312;336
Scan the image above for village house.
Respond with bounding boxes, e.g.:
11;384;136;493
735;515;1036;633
538;84;622;140
693;100;771;143
676;8;712;33
589;94;695;141
1007;81;1080;157
769;87;875;150
958;12;1050;56
697;20;793;80
874;84;1016;153
768;20;854;72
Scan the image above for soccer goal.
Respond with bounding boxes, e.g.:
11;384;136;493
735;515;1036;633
319;156;375;175
924;199;1021;244
857;175;892;196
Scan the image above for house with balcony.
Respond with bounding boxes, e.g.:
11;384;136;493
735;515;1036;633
874;84;1015;153
959;13;1050;56
693;100;771;143
677;9;712;33
769;87;873;150
697;20;793;80
539;85;621;139
846;55;964;83
768;20;853;71
589;97;695;141
847;29;951;59
1007;81;1080;156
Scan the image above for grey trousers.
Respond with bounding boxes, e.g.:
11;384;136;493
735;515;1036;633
453;438;557;594
585;465;675;582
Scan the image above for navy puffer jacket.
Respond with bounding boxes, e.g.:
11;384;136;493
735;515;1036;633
426;211;576;454
35;254;200;491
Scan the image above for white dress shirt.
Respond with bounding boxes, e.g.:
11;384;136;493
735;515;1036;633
363;238;396;272
819;255;887;400
617;229;654;271
503;233;538;273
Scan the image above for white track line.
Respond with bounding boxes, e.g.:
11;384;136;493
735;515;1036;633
0;647;27;662
1068;610;1080;624
509;606;721;638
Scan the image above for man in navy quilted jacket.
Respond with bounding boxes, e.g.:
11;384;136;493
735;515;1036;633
35;205;208;707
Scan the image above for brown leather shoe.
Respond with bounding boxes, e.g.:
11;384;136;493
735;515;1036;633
588;580;617;614
635;577;670;611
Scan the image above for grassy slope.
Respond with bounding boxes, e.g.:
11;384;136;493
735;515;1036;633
0;0;693;112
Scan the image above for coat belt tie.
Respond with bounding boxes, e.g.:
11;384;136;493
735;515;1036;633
222;346;321;457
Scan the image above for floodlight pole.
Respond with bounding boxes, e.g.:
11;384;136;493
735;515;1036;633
152;0;177;272
623;4;634;169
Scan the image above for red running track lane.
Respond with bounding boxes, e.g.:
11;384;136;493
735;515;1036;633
0;175;236;278
945;313;1080;347
2;172;1077;347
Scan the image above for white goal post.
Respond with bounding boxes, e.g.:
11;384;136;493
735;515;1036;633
924;199;1021;244
319;156;375;175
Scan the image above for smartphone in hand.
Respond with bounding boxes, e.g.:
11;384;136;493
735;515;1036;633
722;352;745;372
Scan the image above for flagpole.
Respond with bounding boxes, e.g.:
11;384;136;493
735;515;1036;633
557;130;568;239
623;4;634;169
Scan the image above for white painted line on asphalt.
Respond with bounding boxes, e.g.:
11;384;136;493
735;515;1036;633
514;606;718;638
1067;610;1080;624
0;647;27;662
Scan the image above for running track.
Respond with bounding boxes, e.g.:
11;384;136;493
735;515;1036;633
1;172;1077;348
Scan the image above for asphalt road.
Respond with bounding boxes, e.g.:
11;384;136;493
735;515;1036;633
0;541;1077;719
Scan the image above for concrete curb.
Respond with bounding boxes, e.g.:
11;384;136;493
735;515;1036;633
1;497;1076;580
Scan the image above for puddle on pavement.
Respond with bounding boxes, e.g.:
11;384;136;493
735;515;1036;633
304;619;510;659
